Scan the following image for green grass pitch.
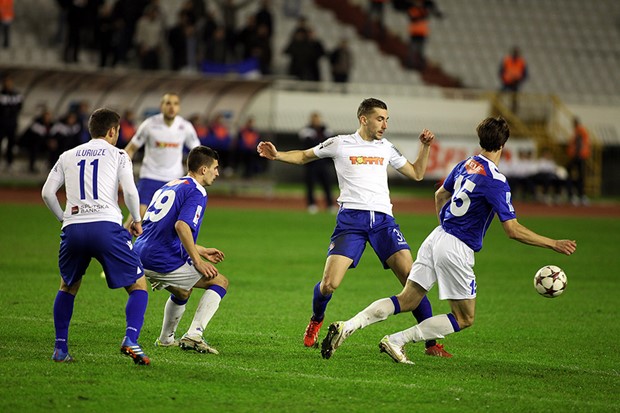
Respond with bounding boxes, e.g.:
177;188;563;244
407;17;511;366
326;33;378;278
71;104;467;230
0;203;618;412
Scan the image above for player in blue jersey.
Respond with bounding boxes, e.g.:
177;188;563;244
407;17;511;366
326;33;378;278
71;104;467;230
133;146;229;354
258;97;451;358
41;108;150;365
320;116;577;363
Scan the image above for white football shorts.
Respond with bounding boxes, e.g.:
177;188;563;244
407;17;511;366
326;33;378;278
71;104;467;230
144;262;201;291
408;226;477;300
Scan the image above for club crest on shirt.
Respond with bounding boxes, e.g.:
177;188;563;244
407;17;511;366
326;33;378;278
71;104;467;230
349;156;384;165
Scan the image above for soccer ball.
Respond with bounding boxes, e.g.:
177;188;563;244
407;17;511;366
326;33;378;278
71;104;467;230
533;265;567;298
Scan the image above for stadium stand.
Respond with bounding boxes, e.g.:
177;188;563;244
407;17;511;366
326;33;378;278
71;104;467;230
1;0;619;196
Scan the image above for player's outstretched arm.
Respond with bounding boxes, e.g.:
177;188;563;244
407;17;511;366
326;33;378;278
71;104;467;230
257;141;317;165
501;219;577;255
397;129;434;181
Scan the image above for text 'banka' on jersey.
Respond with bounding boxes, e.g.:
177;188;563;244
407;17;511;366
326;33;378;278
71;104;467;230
349;156;385;165
464;158;487;175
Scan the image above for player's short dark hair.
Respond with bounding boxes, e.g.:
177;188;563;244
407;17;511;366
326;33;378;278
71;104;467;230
476;116;510;152
88;108;120;138
357;98;387;120
187;146;219;172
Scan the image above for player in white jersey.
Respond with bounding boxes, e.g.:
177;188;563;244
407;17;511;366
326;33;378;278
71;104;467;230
320;116;577;363
123;93;200;228
257;98;451;357
41;108;151;365
133;146;229;354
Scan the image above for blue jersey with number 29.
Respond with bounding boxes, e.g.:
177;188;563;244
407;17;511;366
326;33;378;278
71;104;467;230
440;155;516;252
134;176;207;273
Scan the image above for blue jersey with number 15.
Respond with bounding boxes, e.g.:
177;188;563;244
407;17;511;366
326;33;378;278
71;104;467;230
134;176;207;273
440;155;516;252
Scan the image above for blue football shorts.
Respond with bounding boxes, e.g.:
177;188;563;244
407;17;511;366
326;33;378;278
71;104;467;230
137;178;167;206
59;221;144;289
327;209;410;269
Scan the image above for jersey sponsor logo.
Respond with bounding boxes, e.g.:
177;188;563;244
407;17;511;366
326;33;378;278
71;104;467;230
349;156;384;165
464;158;487;175
71;206;79;215
78;203;110;214
155;141;181;148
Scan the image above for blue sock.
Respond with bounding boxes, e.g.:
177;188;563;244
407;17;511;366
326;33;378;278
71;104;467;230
208;285;227;299
53;290;75;352
125;290;148;343
447;313;461;332
311;282;332;322
170;294;188;306
411;295;437;348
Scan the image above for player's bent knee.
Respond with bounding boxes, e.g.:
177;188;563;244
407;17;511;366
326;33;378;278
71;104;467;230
215;274;229;289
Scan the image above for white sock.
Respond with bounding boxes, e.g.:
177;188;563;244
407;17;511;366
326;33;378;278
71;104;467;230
186;289;222;339
159;297;186;343
344;297;396;335
389;314;456;346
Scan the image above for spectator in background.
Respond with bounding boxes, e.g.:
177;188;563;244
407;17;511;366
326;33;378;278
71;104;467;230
213;0;254;60
284;27;314;80
117;109;137;149
0;72;22;172
566;117;591;206
168;9;194;70
95;1;120;68
251;23;273;75
0;0;14;48
504;148;537;202
307;29;325;82
329;38;353;91
364;0;387;39
532;148;566;205
48;111;81;168
200;8;219;59
203;112;233;173
499;46;528;113
255;0;274;37
189;114;208;144
63;0;88;63
236;14;258;61
19;107;53;174
110;0;151;65
135;4;165;70
298;112;336;214
73;100;91;145
235;116;263;178
407;0;443;71
204;27;229;64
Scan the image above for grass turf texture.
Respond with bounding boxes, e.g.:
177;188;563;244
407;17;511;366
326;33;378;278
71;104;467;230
0;204;618;412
